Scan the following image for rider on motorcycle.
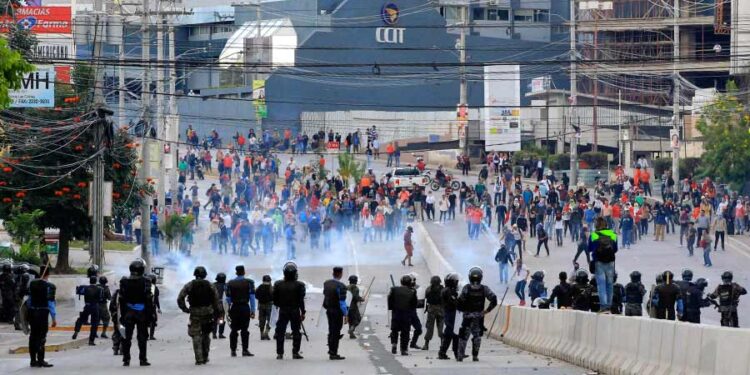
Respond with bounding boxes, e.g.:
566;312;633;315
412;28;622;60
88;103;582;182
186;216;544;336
435;165;447;186
416;158;426;172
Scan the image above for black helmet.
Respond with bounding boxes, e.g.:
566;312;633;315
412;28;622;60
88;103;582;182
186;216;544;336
194;266;208;279
98;276;108;285
575;270;588;283
262;275;271;283
444;273;459;288
235;265;246;276
663;271;675;284
468;267;483;284
1;263;10;273
531;271;545;281
630;271;641;283
695;278;708;290
215;273;227;283
348;275;359;284
129;259;146;276
283;262;298;281
656;274;664;284
87;264;99;278
400;274;412;286
722;271;733;283
682;269;693;282
89;276;98;284
430;275;441;286
149;273;158;284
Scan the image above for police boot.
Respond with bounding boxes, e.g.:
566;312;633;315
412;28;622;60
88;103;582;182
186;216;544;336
391;344;397;354
100;324;109;339
349;332;357;339
421;340;429;350
409;337;420;349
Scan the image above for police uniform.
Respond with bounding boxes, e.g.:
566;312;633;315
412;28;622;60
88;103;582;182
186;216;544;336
0;266;16;322
118;272;154;366
323;276;348;358
437;275;459;360
109;289;123;355
272;275;306;358
73;280;102;344
255;279;273;340
346;282;364;338
624;281;646;316
710;282;747;327
682;283;710;323
226;275;256;355
212;278;227;338
97;280;112;338
456;282;497;361
388;283;417;355
27;277;56;367
177;276;221;364
422;278;444;349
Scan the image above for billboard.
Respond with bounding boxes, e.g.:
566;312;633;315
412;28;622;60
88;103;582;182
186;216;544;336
252;80;267;119
10;68;55;108
0;7;72;34
484;65;521;152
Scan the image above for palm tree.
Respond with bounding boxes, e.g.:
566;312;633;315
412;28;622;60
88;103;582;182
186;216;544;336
338;152;366;189
161;214;194;253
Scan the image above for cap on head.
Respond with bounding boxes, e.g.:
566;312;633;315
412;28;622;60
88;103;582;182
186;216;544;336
235;265;246;276
430;275;441;286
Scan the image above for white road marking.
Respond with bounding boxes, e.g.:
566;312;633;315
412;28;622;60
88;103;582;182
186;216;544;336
378;366;388;373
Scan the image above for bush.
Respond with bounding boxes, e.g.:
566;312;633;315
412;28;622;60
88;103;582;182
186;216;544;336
681;157;701;178
579;151;609;169
547;153;571;170
653;158;672;176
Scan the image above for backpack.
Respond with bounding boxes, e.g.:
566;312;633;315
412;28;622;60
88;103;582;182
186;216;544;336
595;231;616;262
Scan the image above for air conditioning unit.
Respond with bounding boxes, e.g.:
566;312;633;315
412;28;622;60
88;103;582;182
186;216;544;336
488;0;498;5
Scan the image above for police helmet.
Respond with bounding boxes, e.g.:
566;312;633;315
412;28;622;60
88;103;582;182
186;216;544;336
1;263;10;273
721;271;733;283
682;269;694;282
194;266;208;279
19;264;29;273
468;267;483;284
98;276;108;285
235;265;246;276
430;275;441;286
400;274;413;286
629;271;641;283
662;271;675;284
87;264;99;278
129;259;146;276
695;278;708;290
575;270;589;283
148;273;158;284
444;273;459;288
656;274;664;284
215;273;227;283
348;275;359;285
283;262;298;281
262;275;271;283
89;276;98;284
531;271;545;281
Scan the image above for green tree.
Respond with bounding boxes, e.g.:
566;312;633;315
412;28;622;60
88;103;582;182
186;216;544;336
0;38;34;109
337;152;366;188
696;81;750;190
161;214;194;252
4;208;44;244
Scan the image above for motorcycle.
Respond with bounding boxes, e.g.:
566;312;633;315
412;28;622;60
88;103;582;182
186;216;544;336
430;173;461;191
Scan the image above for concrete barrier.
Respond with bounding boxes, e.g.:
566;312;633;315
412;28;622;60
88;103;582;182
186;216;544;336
605;315;641;375
712;327;750;375
670;321;704;375
414;222;455;279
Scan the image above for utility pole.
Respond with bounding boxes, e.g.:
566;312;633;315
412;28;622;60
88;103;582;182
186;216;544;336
168;24;178;206
156;14;165;215
569;0;579;187
118;4;125;130
545;77;550;154
139;0;151;266
618;90;622;164
592;8;599;152
459;3;468;155
255;0;262;132
91;0;107;270
672;0;681;185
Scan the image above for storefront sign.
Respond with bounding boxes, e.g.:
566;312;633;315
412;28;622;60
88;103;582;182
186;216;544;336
376;27;405;44
0;7;72;34
10;68;55;108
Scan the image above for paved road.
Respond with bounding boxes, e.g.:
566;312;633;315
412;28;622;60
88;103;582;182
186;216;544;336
0;149;584;374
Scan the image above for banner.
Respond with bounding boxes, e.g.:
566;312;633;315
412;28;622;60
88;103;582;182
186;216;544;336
0;7;72;34
484;65;521;152
252;80;267;119
10;68;55;108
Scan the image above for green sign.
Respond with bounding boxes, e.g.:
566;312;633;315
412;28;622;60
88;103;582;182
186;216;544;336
45;242;59;255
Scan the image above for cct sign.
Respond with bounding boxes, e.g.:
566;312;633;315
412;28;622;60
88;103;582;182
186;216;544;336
376;27;405;44
0;7;72;34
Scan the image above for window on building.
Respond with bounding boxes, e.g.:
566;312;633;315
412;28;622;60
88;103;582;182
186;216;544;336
486;8;497;20
472;7;485;21
535;9;549;22
514;9;534;22
496;9;509;20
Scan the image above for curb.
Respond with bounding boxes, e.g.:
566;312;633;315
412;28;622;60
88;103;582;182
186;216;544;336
9;338;89;354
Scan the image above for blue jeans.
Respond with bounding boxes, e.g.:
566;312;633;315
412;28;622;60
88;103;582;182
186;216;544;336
286;238;296;260
151;237;160;256
499;262;510;284
595;261;615;311
515;280;527;302
703;248;712;266
621;229;632;248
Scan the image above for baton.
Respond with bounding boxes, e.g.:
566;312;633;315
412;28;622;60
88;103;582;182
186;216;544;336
301;321;310;342
358;276;377;319
487;275;514;337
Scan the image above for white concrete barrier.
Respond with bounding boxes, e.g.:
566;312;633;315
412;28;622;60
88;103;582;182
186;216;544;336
414;222;455;279
712;327;750;375
605;315;641;375
669;321;704;375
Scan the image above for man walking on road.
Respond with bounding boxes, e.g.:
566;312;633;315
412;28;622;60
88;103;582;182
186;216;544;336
456;267;497;362
589;218;618;313
177;266;222;365
322;267;348;360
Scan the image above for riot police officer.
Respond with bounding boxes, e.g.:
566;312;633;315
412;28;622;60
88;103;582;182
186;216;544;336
177;266;222;365
676;269;694;322
226;265;256;357
438;273;459;360
109;288;123;356
709;271;747;327
623;271;646;316
147;274;161;340
408;274;423;350
322;266;347;360
653;270;683;321
14;264;33;330
87;265;99;279
422;275;444;350
27;265;56;368
212;273;227;339
72;276;101;345
97;276;112;339
346;275;364;339
256;275;273;341
0;263;16;323
456;267;497;362
388;274;418;356
683;278;711;324
571;270;593;312
118;259;154;366
611;273;625;314
273;262;306;360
